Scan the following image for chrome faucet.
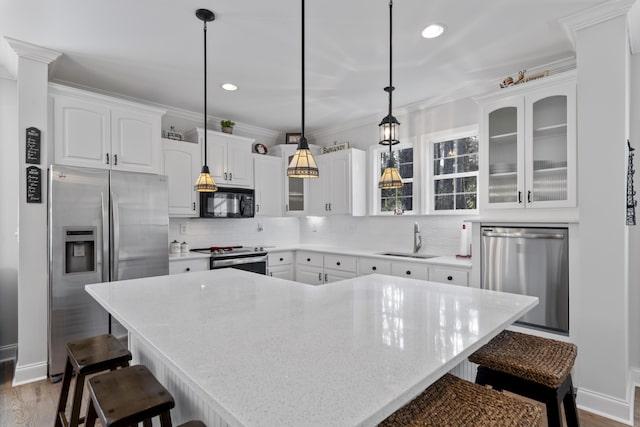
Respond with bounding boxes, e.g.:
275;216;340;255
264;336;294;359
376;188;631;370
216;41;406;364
413;222;422;254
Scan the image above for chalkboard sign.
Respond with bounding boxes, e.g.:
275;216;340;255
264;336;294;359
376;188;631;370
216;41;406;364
26;127;41;164
26;166;42;203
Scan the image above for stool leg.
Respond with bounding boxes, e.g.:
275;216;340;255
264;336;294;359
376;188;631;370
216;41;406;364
545;395;564;427
84;398;97;427
159;410;173;427
563;378;580;427
69;373;86;427
55;357;74;427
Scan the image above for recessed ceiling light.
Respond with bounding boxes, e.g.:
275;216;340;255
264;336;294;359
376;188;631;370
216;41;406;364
222;83;238;91
422;24;446;39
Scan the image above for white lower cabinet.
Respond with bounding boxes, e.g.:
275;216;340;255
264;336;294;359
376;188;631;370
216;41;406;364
268;251;294;280
295;251;357;285
358;258;392;276
169;258;209;275
429;266;469;286
390;261;429;281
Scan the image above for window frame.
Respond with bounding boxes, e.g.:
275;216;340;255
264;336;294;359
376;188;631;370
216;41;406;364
421;125;480;215
369;138;418;216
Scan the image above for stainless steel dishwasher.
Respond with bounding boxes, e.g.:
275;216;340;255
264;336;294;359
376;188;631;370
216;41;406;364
481;226;569;334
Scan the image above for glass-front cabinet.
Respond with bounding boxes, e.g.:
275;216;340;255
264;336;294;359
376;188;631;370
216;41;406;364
270;144;320;216
479;73;576;209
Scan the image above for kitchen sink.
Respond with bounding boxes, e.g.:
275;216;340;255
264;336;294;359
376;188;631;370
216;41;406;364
377;252;438;259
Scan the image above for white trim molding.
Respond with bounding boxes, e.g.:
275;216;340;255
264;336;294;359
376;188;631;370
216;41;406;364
560;0;635;50
12;360;47;386
577;386;634;426
4;36;61;64
0;344;17;363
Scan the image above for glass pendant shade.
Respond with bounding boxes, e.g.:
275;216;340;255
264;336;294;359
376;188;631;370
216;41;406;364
287;137;319;178
378;159;404;189
378;114;400;146
194;165;217;192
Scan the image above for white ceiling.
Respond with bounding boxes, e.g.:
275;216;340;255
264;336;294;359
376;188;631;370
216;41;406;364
0;0;630;133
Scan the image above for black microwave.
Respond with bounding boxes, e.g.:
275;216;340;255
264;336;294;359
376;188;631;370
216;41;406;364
199;187;255;218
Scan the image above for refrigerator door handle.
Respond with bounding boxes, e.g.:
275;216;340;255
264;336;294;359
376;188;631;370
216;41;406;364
101;192;109;283
111;191;120;281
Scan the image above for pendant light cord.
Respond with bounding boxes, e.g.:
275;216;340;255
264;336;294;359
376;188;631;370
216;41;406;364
203;19;208;167
301;0;305;140
388;0;394;163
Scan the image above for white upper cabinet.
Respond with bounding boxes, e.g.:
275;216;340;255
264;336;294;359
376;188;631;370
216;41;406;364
308;149;366;216
185;128;254;188
270;144;320;216
50;84;164;173
253;154;283;217
477;72;576;209
162;139;201;217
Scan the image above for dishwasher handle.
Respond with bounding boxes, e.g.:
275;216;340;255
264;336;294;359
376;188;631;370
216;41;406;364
482;230;565;240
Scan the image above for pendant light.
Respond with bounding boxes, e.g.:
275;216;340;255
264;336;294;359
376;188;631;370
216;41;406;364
287;0;319;178
378;0;404;190
194;8;218;192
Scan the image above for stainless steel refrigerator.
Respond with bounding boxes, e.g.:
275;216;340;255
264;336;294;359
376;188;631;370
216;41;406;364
481;226;569;334
48;165;169;378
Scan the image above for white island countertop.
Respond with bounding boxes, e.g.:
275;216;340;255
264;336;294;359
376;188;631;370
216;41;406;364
86;270;536;427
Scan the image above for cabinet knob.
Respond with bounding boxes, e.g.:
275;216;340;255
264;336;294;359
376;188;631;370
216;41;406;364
372;266;377;271
307;258;311;262
406;270;411;275
279;258;284;262
186;267;191;272
114;154;118;165
336;262;341;266
447;275;453;281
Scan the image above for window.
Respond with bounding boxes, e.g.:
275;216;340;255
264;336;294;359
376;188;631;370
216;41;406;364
431;134;479;212
376;144;414;214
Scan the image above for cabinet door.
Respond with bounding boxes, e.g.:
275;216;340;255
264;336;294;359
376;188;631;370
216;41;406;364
327;152;350;214
205;137;227;184
226;144;254;188
111;107;161;173
482;97;525;208
268;266;294;281
358;258;391;276
169;258;209;274
296;266;324;285
162;139;200;217
254;155;283;216
429;266;468;286
324;269;356;283
284;152;308;215
525;83;576;208
53;94;111;169
308;155;329;215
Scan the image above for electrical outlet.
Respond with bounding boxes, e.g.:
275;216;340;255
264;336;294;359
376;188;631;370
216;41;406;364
180;223;188;234
257;223;264;232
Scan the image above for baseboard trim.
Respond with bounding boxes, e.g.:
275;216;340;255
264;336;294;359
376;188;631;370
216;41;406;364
631;367;640;387
12;360;47;386
577;386;633;426
0;344;17;362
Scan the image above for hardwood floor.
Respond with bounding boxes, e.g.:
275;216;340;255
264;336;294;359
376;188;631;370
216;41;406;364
0;359;637;426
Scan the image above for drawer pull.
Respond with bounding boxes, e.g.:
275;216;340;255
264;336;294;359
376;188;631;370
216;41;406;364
447;275;453;281
372;266;377;271
406;270;411;275
280;258;284;261
336;262;341;266
186;267;191;272
307;258;311;262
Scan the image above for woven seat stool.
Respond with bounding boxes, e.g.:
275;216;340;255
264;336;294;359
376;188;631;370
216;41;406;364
55;333;132;427
469;330;579;427
379;373;542;426
85;364;176;426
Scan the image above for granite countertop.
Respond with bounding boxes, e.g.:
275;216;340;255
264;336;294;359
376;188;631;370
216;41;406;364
86;269;536;426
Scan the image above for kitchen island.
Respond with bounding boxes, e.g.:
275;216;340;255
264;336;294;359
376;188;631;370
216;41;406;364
86;269;537;427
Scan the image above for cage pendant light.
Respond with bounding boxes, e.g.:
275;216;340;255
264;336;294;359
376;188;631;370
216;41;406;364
378;0;403;190
287;0;319;178
194;8;218;192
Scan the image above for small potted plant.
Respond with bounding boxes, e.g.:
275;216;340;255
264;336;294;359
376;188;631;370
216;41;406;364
220;120;235;134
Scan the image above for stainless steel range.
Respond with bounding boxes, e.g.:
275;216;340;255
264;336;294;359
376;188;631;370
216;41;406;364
191;246;268;275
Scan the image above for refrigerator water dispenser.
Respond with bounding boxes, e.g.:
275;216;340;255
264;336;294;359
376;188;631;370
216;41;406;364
64;227;96;274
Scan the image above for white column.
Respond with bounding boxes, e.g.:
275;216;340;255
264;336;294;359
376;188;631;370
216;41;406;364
4;37;61;385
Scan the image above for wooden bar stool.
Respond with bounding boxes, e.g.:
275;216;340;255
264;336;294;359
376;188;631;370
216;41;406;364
55;333;132;427
469;330;579;427
379;373;543;426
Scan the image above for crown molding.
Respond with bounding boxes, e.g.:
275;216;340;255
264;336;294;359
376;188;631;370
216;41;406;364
4;37;61;64
559;0;635;50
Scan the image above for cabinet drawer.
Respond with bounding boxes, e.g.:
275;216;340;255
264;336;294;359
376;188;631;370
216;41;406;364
296;251;324;268
268;251;294;267
358;258;391;276
169;258;209;275
390;262;429;281
429;267;469;286
323;254;357;273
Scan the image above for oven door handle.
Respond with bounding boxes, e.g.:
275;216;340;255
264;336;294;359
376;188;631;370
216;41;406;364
210;255;268;268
